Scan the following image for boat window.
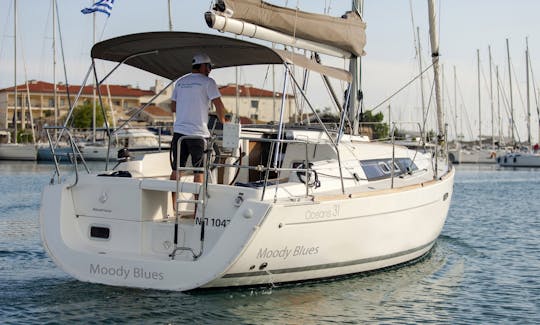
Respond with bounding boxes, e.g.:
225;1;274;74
393;162;401;172
378;162;391;174
360;161;386;180
360;158;418;181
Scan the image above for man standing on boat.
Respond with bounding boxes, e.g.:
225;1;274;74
169;53;226;211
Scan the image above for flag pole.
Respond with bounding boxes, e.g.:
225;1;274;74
168;0;173;31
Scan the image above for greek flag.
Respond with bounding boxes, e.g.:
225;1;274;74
81;0;115;17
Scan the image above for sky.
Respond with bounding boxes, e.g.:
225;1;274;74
1;0;539;142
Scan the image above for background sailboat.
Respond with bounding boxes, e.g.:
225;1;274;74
498;37;540;167
0;0;37;161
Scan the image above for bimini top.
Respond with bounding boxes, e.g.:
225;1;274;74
91;31;351;82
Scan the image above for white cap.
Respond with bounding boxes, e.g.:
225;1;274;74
192;53;212;66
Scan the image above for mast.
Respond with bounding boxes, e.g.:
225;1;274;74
349;0;362;135
168;0;173;31
506;38;514;145
55;0;73;114
489;45;494;148
417;26;426;133
427;0;444;140
453;66;458;142
477;49;481;148
526;37;531;148
53;0;58;130
496;66;502;145
14;0;18;144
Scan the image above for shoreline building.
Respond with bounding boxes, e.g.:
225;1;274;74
219;84;295;123
0;80;295;141
0;80;160;134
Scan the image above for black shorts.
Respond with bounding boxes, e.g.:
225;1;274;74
170;133;206;173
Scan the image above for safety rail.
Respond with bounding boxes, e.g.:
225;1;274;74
44;126;90;186
359;120;444;187
388;121;446;183
172;135;313;208
169;134;312;260
213;136;314;201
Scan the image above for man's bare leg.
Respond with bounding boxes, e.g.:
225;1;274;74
170;170;182;214
192;173;204;218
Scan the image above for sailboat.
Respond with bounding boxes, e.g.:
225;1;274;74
448;49;505;164
497;38;540;167
40;0;454;291
79;127;169;161
0;0;37;161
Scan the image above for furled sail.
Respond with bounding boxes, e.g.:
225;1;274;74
213;0;366;57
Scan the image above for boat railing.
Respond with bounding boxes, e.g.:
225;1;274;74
389;121;448;179
44;126;90;186
100;125;172;170
170;134;313;260
235;135;312;201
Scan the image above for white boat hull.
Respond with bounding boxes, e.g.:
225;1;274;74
0;143;37;161
209;171;453;288
40;161;454;291
497;152;540;167
448;148;503;164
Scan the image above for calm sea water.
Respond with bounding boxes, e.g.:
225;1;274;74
0;162;539;324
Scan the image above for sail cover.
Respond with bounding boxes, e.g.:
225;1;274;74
213;0;366;57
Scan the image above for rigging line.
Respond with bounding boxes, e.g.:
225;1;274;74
324;0;332;15
422;76;435;136
496;69;522;143
38;1;53;83
526;50;540;143
441;69;457;138
261;65;272;95
479;59;498;134
302;62;311;120
409;0;418;58
292;0;299;40
54;0;73;112
320;71;347;128
16;13;35;139
528;52;540;127
479;58;499;131
0;0;14;60
455;73;475;141
98;17;109;42
291;76;302;123
510;58;528;121
370;62;434;113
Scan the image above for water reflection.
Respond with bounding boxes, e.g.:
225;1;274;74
216;242;465;324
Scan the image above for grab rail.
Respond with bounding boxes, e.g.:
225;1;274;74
44;126;90;185
209;136;313;201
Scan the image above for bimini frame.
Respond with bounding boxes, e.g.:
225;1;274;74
49;32;355;188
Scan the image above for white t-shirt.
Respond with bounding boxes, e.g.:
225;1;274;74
171;73;221;137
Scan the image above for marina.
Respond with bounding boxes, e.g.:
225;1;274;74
1;0;540;323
